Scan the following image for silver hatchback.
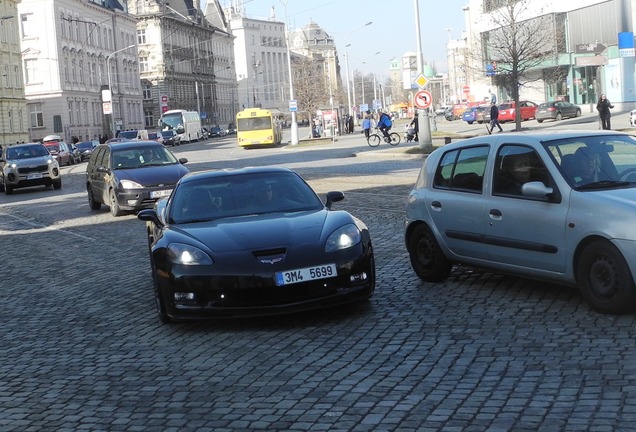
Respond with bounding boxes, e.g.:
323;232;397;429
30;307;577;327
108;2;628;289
405;131;636;314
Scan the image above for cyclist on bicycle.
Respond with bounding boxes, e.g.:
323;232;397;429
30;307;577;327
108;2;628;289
377;111;393;143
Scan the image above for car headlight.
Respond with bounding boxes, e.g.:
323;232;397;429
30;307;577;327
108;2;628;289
325;224;361;252
167;243;213;265
120;179;143;189
9;163;17;169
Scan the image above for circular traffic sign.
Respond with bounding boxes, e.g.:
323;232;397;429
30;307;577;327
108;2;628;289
463;85;471;94
414;90;432;109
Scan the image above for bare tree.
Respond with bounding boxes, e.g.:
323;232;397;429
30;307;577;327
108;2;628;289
292;55;328;124
482;0;564;129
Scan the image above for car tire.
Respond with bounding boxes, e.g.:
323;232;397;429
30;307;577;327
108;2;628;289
407;224;453;282
88;187;101;210
537;119;544;123
109;188;123;217
53;179;62;190
0;176;4;192
575;109;581;117
576;240;636;314
151;260;174;324
556;113;562;121
5;184;13;195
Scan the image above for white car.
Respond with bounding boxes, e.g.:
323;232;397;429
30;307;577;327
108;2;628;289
630;109;636;127
405;130;636;314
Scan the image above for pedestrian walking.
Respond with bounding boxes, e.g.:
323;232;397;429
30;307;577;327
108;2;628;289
408;112;419;142
362;115;371;139
489;101;503;133
596;94;614;130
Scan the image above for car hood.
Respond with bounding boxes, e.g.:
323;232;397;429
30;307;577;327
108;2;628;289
173;210;329;253
115;164;189;186
5;156;54;167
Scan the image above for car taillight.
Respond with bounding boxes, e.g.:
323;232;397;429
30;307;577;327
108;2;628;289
548;107;556;111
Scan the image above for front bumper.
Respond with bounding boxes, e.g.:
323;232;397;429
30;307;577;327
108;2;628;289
154;252;375;321
5;164;60;187
115;187;173;211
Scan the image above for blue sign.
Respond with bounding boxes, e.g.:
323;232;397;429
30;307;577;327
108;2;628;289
200;112;207;119
618;32;634;49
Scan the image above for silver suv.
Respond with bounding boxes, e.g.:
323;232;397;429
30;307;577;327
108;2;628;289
0;143;61;194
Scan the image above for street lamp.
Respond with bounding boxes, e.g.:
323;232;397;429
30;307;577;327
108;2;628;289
107;44;135;137
341;22;372;117
280;0;299;145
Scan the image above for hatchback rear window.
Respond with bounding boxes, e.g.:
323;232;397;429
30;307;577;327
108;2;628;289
499;103;513;110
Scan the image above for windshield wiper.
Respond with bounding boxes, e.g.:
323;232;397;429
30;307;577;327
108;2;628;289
576;180;631;190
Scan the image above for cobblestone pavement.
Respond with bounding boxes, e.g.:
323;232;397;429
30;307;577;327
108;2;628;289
1;134;636;431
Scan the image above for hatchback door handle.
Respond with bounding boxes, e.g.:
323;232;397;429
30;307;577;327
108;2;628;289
489;209;502;217
431;200;441;209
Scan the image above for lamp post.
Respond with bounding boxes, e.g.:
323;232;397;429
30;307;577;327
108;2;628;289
413;0;431;149
340;21;372;117
107;44;135;137
280;0;299;146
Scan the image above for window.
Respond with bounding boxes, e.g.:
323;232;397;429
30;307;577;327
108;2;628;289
493;145;550;197
142;82;152;99
53;115;63;133
20;13;34;38
144;109;154;128
139;56;148;72
137;28;146;44
29;103;44;127
434;146;489;193
8;110;13;133
24;59;36;84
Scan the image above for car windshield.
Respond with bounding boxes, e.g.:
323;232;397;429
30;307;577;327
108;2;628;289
76;142;93;150
546;134;636;189
168;171;324;224
161;131;175;138
6;145;49;159
111;146;178;169
539;103;553;109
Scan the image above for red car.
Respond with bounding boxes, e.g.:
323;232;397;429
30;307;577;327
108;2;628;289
497;101;538;123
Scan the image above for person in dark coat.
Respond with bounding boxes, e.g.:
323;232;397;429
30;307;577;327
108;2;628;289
596;94;614;130
489;102;503;133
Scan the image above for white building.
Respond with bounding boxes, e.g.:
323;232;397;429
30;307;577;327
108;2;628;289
0;4;28;146
18;0;142;142
224;3;289;111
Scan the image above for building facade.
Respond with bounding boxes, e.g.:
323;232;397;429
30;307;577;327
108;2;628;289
18;0;142;142
0;3;29;146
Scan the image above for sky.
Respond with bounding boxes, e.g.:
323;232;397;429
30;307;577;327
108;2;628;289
218;0;469;79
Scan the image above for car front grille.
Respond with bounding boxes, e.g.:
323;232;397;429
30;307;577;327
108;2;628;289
18;165;48;174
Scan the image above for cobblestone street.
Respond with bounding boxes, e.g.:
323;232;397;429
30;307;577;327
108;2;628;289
1;132;636;431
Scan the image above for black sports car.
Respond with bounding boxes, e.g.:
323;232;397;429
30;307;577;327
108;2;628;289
137;167;375;323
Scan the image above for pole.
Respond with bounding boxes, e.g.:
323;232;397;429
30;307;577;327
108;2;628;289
281;0;298;145
414;0;432;149
345;46;352;117
107;44;135;138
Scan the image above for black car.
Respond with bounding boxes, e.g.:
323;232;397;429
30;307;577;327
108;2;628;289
137;166;376;323
160;130;180;147
76;141;98;161
86;141;189;217
209;126;226;138
536;101;582;123
67;142;82;164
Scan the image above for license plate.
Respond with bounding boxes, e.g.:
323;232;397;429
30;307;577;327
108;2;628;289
275;264;337;286
27;173;42;180
150;189;171;198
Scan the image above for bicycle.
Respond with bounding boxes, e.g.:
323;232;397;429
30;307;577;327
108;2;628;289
367;129;401;147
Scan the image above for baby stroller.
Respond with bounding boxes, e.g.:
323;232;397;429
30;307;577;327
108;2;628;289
405;126;417;142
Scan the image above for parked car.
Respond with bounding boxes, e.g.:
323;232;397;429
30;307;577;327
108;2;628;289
148;131;164;145
76;141;98;161
0;143;61;194
42;140;71;166
630;109;636;127
160;130;180;147
474;105;490;124
497;101;538;122
209;126;227;138
86;141;189;217
435;105;451;116
137;166;376;323
461;107;479;125
536;101;582;123
67;142;82;164
405;130;636;315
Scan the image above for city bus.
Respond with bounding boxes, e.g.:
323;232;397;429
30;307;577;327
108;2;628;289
236;108;283;148
159;110;202;143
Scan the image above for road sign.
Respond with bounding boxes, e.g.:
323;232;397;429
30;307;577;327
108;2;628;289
414;90;432;109
102;102;112;115
575;42;607;54
289;99;298;112
414;74;429;89
462;85;471;94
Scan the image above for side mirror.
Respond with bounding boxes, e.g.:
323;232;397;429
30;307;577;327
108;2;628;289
178;157;188;165
325;191;345;209
138;208;162;226
522;181;553;198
